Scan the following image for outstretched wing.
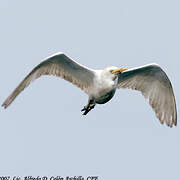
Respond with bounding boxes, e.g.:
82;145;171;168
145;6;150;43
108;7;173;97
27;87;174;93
2;52;95;108
118;63;177;127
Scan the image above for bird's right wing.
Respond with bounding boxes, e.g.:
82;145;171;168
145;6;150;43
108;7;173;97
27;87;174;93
117;63;177;127
2;53;95;108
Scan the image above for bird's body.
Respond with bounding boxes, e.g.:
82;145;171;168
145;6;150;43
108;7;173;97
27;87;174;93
95;89;116;104
2;52;177;127
89;68;118;103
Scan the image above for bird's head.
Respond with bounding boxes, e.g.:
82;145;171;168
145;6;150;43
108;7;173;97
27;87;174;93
102;66;128;81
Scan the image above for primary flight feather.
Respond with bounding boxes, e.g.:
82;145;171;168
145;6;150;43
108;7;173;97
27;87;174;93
2;52;177;127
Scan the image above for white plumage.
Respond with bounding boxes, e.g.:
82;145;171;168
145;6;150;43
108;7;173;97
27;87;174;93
2;52;177;127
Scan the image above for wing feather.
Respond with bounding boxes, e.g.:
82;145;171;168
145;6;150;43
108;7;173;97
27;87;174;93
118;63;177;127
2;52;95;108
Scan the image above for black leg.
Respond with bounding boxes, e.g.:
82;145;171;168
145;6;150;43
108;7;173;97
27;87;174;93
81;99;96;115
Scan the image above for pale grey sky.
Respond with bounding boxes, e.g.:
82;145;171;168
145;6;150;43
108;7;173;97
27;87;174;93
0;0;180;179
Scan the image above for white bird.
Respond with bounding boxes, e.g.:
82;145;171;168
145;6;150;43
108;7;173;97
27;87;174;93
2;52;177;127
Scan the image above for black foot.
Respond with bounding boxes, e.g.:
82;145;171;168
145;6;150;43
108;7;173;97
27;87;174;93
81;106;87;112
81;104;95;115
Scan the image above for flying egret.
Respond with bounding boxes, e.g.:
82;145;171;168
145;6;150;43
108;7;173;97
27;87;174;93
2;52;177;127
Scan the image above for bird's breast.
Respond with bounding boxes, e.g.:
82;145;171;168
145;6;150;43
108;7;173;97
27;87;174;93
90;75;117;100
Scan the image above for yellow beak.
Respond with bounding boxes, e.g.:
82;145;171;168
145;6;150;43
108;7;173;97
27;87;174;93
112;67;128;75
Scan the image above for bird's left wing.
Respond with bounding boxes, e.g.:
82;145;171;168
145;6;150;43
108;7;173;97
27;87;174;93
117;63;177;127
2;53;95;108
